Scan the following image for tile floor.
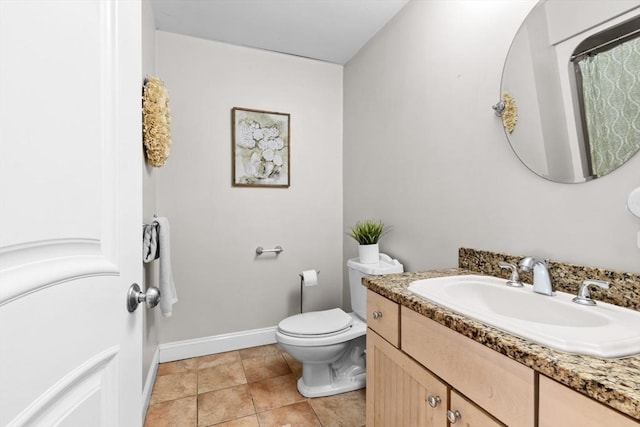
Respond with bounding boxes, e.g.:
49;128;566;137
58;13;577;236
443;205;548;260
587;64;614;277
144;344;366;427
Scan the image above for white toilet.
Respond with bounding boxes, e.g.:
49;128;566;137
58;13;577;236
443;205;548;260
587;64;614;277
276;254;403;397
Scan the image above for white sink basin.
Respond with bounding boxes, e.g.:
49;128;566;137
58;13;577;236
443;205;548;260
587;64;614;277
407;275;640;358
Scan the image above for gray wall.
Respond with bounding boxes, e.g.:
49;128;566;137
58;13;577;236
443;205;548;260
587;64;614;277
155;32;344;344
343;0;639;309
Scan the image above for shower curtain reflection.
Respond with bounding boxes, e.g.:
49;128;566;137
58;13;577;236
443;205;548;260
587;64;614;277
578;37;640;177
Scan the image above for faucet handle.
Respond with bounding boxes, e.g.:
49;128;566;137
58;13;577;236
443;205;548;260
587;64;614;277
498;262;523;287
572;280;610;306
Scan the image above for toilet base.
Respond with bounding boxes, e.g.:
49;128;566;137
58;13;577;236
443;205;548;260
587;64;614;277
294;334;367;398
297;372;366;398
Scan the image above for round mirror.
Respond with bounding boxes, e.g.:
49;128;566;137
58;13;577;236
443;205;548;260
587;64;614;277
500;0;640;183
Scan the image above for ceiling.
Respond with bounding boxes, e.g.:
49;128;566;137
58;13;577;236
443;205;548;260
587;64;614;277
150;0;409;64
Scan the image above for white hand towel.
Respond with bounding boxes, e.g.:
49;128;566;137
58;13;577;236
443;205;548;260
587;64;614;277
142;223;158;263
155;217;178;317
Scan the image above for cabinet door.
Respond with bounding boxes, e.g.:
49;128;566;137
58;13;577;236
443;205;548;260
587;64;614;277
367;329;448;426
449;391;505;427
539;376;640;427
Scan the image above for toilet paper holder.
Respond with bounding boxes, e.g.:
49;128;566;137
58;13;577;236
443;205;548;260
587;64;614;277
299;270;320;313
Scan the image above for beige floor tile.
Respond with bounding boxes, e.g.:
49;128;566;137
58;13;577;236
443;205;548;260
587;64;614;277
309;389;366;427
281;351;302;379
157;358;198;377
249;374;305;412
238;344;280;360
150;371;197;404
198;384;255;427
197;351;241;370
144;396;197;427
145;346;367;427
256;401;322;427
198;361;247;394
242;353;291;383
212;415;260;427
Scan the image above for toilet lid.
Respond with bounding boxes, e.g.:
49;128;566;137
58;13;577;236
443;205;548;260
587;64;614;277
278;308;353;336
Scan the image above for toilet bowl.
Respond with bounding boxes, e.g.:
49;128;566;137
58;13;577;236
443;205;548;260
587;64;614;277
276;254;403;397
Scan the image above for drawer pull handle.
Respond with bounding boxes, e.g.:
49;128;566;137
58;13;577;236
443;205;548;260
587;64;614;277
447;410;461;423
426;395;441;408
372;311;383;319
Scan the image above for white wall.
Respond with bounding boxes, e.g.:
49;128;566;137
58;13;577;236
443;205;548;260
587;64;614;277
343;0;640;295
155;32;344;344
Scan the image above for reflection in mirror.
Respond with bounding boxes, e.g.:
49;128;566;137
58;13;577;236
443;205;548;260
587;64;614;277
501;0;640;183
572;15;640;177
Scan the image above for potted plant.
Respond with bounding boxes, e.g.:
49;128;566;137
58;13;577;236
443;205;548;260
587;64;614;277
348;220;390;264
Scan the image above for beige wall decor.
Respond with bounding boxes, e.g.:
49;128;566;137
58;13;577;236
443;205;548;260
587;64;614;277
142;76;172;167
501;91;517;134
231;107;290;187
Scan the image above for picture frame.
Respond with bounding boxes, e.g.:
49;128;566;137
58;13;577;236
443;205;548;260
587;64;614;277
231;107;290;188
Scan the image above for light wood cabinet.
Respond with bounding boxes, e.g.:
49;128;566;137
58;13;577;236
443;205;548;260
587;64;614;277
366;291;507;427
539;375;640;427
401;306;535;427
367;290;400;347
366;328;447;426
366;290;639;426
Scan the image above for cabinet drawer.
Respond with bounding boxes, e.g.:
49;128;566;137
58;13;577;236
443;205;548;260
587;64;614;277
539;375;640;426
367;290;399;347
401;307;535;427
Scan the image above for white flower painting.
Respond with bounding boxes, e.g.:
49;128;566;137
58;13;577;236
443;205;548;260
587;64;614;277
232;107;290;187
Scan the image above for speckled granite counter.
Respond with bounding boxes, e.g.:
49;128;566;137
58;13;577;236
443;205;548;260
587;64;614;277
363;268;640;421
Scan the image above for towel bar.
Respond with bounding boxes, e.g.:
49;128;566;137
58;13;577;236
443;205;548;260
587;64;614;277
256;246;283;255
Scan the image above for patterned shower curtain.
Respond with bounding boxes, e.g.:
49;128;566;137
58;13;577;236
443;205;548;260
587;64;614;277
579;37;640;177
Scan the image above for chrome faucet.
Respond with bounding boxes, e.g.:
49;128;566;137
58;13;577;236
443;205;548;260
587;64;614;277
519;256;553;296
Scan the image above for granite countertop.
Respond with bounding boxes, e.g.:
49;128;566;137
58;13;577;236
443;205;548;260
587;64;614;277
363;268;640;421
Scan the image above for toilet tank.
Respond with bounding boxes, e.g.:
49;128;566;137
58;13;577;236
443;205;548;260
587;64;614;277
347;253;404;320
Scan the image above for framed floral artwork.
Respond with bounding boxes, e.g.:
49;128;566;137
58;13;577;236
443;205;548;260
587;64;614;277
232;107;290;187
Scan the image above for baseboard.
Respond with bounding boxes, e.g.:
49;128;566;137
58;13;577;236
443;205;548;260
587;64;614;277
142;347;159;418
158;326;278;363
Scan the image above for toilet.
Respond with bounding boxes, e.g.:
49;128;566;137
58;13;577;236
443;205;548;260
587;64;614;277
276;254;403;397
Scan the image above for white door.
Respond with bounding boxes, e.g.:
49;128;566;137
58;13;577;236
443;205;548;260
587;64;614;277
0;1;142;426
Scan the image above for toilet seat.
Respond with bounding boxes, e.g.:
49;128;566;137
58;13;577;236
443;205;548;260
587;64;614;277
278;308;353;337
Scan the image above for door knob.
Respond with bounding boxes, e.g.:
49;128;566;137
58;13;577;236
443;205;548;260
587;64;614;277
127;283;161;312
372;311;383;319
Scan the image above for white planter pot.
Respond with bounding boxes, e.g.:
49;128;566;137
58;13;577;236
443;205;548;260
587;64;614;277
358;243;379;264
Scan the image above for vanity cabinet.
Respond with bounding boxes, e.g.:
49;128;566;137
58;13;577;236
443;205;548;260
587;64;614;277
401;306;535;427
366;290;534;426
366;291;517;426
538;375;640;427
